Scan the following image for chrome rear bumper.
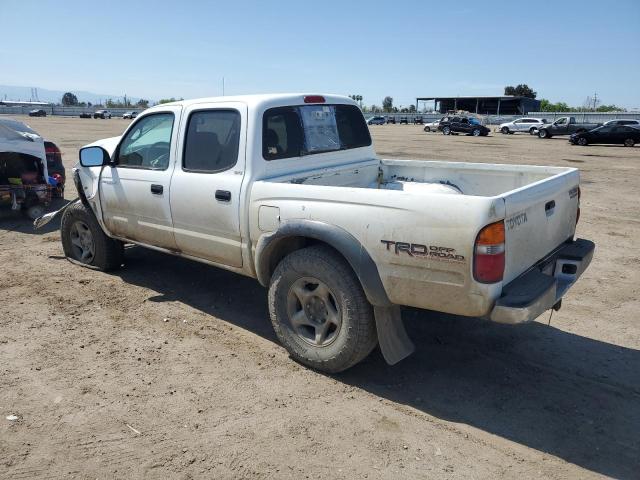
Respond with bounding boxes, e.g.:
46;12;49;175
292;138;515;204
490;238;595;325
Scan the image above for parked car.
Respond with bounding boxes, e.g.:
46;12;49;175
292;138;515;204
537;117;601;138
44;141;65;196
28;109;47;117
122;111;139;119
93;110;112;119
423;118;442;132
386;116;396;124
440;116;490;136
413;116;424;125
499;118;546;135
570;125;640;147
79;112;92;119
367;116;386;125
49;93;593;373
0;118;54;219
603;119;640;127
399;116;408;124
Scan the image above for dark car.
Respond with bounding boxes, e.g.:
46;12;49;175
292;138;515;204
537;116;601;138
386;116;396;124
413;116;424;125
79;112;92;119
570;125;640;147
440;116;490;136
367;116;386;125
399;116;408;125
28;109;47;117
44;141;65;196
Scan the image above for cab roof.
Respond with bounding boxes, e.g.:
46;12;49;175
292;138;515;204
149;93;357;111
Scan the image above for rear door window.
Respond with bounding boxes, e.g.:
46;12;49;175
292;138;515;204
263;104;371;160
183;110;241;172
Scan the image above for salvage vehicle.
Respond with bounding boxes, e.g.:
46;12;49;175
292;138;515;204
52;93;594;373
122;111;139;119
499;118;546;135
603;119;639;127
537;117;601;139
413;116;424;125
79;112;92;119
386;116;396;124
93;110;112;119
440;116;490;136
0;118;53;219
399;116;408;124
569;125;640;147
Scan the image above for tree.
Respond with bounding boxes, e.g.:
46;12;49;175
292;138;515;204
158;97;182;104
504;84;537;99
62;92;78;106
408;104;416;113
136;99;149;108
382;96;393;112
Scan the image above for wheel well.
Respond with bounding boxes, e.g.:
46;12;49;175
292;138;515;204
264;235;341;284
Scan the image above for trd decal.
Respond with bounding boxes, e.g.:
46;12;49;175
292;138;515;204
381;240;465;262
506;212;527;230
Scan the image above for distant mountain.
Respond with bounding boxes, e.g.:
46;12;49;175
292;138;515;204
0;85;147;105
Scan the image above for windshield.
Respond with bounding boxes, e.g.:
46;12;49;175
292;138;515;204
263;104;371;160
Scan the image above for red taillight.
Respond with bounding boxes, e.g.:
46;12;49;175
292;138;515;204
303;95;325;104
45;143;62;161
474;221;505;283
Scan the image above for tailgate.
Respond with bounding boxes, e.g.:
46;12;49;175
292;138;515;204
501;169;580;284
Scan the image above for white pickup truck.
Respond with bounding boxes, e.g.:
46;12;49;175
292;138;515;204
54;93;594;372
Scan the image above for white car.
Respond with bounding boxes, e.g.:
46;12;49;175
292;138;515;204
50;93;594;372
499;118;546;135
423;118;442;132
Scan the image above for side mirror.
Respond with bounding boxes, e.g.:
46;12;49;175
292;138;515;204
79;146;110;167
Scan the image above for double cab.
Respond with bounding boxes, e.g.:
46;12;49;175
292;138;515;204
59;94;594;372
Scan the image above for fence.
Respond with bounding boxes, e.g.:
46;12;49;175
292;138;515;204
0;105;144;117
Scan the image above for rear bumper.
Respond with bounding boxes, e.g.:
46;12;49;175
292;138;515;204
489;238;595;324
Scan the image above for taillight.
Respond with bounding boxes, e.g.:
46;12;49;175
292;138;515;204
45;143;62;162
474;221;505;283
303;95;325;104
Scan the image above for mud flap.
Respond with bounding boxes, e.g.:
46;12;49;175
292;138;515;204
374;306;415;365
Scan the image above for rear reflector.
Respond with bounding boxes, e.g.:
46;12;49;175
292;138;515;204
474;221;505;283
303;95;325;104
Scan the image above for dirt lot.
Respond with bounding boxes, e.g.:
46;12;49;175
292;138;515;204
1;116;639;479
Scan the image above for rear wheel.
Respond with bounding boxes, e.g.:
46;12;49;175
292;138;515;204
424;126;430;132
472;128;481;137
442;126;451;135
268;245;378;373
61;201;123;271
624;138;635;147
501;127;509;134
529;127;538;135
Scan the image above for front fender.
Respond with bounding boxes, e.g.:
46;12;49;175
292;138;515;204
255;220;392;307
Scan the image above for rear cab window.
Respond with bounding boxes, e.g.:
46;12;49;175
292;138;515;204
263;104;371;160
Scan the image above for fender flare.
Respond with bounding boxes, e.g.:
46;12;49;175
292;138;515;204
255;220;392;307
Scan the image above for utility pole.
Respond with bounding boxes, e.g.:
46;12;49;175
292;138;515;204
222;77;225;96
592;92;598;110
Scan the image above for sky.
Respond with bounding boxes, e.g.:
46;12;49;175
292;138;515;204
1;0;639;109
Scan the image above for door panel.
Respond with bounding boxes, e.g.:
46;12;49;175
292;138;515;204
169;102;247;267
100;107;182;249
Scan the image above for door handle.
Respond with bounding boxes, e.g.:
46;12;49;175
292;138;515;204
215;190;231;202
150;184;163;195
545;200;556;216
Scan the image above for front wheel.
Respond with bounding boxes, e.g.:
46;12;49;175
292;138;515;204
501;127;509;134
268;245;378;373
442;126;451;135
577;137;588;146
472;128;481;137
624;138;635;147
424;126;430;132
61;201;123;271
538;129;551;139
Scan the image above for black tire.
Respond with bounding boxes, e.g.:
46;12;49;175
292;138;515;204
577;137;588;146
538;129;551;139
268;245;378;373
624;138;635;147
24;204;45;220
442;126;451;135
424;126;430;132
61;201;123;271
501;127;509;134
472;128;481;137
529;127;537;135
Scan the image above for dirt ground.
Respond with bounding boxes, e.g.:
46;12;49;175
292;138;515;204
1;116;639;479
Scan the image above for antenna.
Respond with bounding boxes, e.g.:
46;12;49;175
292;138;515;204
222;77;225;96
